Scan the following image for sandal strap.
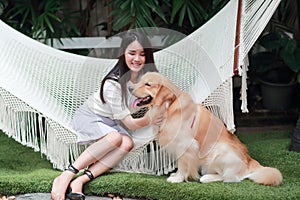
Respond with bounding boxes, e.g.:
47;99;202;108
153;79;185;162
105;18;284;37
66;164;79;174
84;169;94;181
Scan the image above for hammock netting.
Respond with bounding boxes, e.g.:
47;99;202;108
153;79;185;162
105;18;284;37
0;0;281;173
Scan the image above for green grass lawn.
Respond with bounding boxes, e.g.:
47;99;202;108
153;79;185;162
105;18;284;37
0;130;300;200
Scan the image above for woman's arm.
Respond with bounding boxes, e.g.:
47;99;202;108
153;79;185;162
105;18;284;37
121;114;150;130
121;105;166;130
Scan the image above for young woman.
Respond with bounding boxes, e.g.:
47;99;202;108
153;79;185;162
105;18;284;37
51;31;165;200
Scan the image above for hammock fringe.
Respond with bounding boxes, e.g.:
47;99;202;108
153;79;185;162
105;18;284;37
115;140;177;175
0;88;177;172
0;94;81;170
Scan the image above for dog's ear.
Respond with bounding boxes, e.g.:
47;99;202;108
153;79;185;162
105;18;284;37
145;81;158;88
143;81;160;98
152;85;175;106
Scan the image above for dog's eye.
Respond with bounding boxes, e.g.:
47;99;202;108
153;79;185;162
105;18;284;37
145;83;151;87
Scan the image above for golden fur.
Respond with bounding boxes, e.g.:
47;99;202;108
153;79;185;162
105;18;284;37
133;72;282;186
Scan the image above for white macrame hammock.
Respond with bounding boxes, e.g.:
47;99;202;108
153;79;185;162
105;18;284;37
0;0;280;173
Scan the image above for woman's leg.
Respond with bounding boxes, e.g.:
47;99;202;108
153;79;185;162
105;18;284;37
51;131;130;200
68;134;134;195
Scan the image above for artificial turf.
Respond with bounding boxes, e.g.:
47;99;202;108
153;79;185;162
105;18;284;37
0;130;299;199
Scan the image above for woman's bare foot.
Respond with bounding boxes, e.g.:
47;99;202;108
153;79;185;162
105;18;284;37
51;171;74;200
70;178;83;194
68;174;86;194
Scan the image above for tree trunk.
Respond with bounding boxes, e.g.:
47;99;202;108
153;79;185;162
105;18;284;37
290;114;300;152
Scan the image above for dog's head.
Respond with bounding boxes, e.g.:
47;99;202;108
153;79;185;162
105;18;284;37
132;72;179;108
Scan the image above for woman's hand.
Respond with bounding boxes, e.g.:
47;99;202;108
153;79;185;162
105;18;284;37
147;105;166;127
121;104;166;130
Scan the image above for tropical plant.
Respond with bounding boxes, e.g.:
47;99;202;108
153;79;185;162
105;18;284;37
106;0;168;34
249;0;300;84
0;0;80;45
1;0;230;43
106;0;229;35
169;0;228;29
0;0;7;16
250;31;300;84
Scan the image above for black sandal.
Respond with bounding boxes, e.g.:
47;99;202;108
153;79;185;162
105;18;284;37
66;169;95;200
66;164;79;174
83;169;94;181
64;164;81;200
66;192;85;200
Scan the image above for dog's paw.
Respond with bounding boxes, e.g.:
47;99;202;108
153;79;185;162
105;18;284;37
200;174;223;183
167;174;184;183
169;172;177;177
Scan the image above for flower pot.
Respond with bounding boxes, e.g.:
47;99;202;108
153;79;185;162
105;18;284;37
259;78;297;110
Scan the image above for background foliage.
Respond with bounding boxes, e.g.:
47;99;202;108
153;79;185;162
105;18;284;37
0;0;80;45
0;0;229;42
106;0;229;35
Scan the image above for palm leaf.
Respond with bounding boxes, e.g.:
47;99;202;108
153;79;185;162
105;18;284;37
170;0;184;23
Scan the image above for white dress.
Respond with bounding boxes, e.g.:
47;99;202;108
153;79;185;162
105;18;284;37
72;79;136;145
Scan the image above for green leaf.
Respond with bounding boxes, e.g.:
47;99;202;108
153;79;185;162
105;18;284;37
20;9;30;28
259;32;282;49
120;0;130;9
145;0;167;23
288;48;300;73
44;15;54;33
8;5;28;22
170;0;210;27
0;0;8;16
280;39;298;71
47;13;61;23
139;5;156;26
113;14;132;31
178;4;187;27
281;39;296;56
109;9;122;17
249;52;277;73
190;1;208;20
294;49;300;71
186;6;195;27
64;20;80;36
131;0;134;11
170;0;184;23
138;11;155;27
30;6;36;25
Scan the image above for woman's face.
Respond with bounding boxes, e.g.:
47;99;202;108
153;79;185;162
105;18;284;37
125;40;146;74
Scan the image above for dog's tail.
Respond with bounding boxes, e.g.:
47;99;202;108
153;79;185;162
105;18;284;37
246;159;283;186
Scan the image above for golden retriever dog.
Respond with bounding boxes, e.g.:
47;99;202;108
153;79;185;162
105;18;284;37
132;72;282;186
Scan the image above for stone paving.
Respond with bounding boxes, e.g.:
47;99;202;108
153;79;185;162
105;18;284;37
15;193;135;200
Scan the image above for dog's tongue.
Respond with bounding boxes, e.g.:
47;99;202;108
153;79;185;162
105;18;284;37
132;99;140;108
132;96;150;108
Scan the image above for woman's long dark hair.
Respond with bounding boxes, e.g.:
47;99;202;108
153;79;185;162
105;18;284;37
100;30;158;107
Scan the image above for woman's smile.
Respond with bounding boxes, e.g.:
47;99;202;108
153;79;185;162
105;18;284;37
125;40;146;73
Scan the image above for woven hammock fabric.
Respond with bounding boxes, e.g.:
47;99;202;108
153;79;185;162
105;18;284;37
237;0;281;112
0;0;280;173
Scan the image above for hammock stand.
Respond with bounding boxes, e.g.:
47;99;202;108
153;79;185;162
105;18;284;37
0;0;281;173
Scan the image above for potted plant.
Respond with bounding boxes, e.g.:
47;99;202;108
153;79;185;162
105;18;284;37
249;31;300;110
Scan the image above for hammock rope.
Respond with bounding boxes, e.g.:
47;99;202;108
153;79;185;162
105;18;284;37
0;0;280;173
